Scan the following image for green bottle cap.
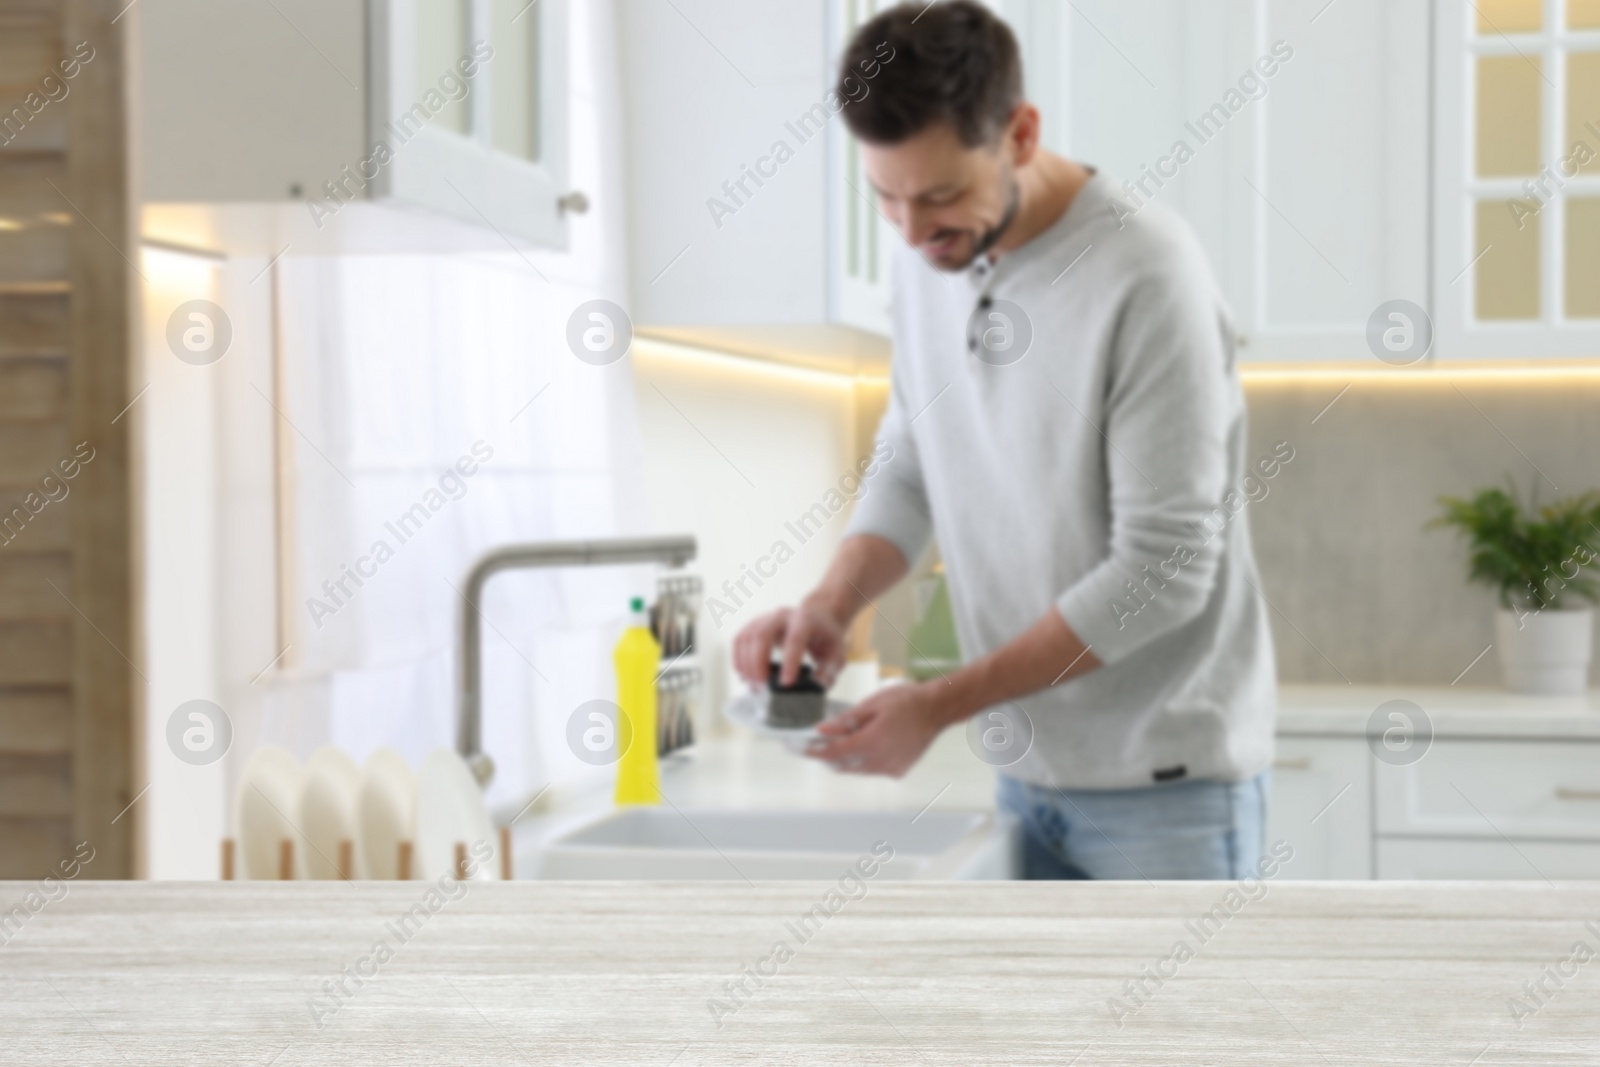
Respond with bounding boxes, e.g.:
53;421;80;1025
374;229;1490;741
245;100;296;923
630;596;645;612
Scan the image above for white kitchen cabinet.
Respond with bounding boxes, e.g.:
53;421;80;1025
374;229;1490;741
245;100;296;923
1223;0;1431;362
827;0;1431;358
1376;838;1600;880
1059;0;1429;362
826;0;894;336
141;0;572;248
1278;685;1600;881
1375;739;1600;841
1432;0;1600;358
1266;736;1373;879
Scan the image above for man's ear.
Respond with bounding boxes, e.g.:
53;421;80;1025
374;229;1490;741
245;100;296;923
1005;102;1042;168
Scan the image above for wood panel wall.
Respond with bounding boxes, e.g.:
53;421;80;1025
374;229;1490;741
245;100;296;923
0;0;135;878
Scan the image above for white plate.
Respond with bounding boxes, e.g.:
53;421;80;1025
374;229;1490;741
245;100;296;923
831;660;884;704
359;747;417;880
299;746;362;879
415;748;499;882
236;746;304;879
722;690;853;752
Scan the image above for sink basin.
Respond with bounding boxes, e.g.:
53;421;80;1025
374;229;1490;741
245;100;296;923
536;808;1019;880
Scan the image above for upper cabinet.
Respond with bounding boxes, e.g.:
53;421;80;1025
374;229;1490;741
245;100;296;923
1435;0;1600;357
142;0;574;250
1216;0;1430;363
830;0;1600;363
368;0;571;247
828;0;896;337
829;0;1072;339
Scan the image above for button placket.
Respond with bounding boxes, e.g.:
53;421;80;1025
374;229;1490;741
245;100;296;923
969;291;995;353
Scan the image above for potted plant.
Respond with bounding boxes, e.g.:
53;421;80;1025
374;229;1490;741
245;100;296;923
1431;487;1600;694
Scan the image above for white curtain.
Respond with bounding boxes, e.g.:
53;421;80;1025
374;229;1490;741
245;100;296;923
263;254;652;811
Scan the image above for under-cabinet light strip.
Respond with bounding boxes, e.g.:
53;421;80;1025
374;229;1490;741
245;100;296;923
632;337;890;387
1240;362;1600;384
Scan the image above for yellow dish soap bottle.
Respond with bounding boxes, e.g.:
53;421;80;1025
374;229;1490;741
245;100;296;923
613;596;661;805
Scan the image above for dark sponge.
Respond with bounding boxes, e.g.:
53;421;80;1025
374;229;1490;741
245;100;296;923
766;661;826;728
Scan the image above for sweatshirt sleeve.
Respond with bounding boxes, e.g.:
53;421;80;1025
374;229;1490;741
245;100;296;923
1053;270;1237;666
843;369;934;568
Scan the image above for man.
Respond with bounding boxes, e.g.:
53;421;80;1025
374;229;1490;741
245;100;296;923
732;1;1277;880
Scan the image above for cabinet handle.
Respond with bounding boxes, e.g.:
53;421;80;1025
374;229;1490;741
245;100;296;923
1556;787;1600;801
557;191;590;216
1273;757;1311;771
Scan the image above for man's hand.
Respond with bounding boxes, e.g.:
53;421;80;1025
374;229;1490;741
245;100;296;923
732;602;849;689
804;681;952;777
803;606;1101;779
731;535;911;688
727;535;1102;782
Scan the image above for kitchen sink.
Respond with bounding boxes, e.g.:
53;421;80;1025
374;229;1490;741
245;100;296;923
535;807;1020;880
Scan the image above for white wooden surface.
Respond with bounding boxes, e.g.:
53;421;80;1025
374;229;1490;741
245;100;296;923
0;881;1592;1064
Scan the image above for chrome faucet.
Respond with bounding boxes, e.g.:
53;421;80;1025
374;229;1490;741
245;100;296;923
456;535;697;786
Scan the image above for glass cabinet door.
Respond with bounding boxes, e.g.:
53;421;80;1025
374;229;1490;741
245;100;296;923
490;0;541;162
374;0;571;248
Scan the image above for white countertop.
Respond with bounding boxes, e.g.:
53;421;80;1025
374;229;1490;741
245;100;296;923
504;684;1600;874
1278;683;1600;739
507;728;993;876
3;880;1590;1064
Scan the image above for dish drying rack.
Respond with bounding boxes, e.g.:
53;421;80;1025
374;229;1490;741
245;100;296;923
651;573;702;759
455;535;701;787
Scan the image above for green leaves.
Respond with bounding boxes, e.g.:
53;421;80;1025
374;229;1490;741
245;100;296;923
1430;486;1600;610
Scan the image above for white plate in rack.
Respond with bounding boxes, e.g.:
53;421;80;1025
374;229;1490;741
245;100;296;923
415;748;499;882
359;747;417;880
722;691;854;752
299;746;363;879
236;746;304;879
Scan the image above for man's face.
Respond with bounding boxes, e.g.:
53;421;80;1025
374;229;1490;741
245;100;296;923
861;119;1020;272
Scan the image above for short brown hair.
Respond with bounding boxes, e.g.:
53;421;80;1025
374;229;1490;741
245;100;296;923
838;0;1022;147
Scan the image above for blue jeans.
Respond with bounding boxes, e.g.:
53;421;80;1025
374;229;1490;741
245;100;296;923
995;771;1270;880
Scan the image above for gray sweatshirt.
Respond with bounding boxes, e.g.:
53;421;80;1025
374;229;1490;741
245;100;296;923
847;171;1277;790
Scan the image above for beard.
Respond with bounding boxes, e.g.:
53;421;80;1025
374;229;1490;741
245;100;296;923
925;174;1021;272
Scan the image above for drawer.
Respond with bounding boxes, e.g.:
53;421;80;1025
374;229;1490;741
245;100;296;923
1377;836;1600;879
1375;739;1600;840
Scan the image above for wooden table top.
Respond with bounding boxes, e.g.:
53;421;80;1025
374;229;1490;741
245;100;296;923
1;881;1592;1064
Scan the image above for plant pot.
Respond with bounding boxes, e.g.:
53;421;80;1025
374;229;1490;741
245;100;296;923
1495;607;1594;695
